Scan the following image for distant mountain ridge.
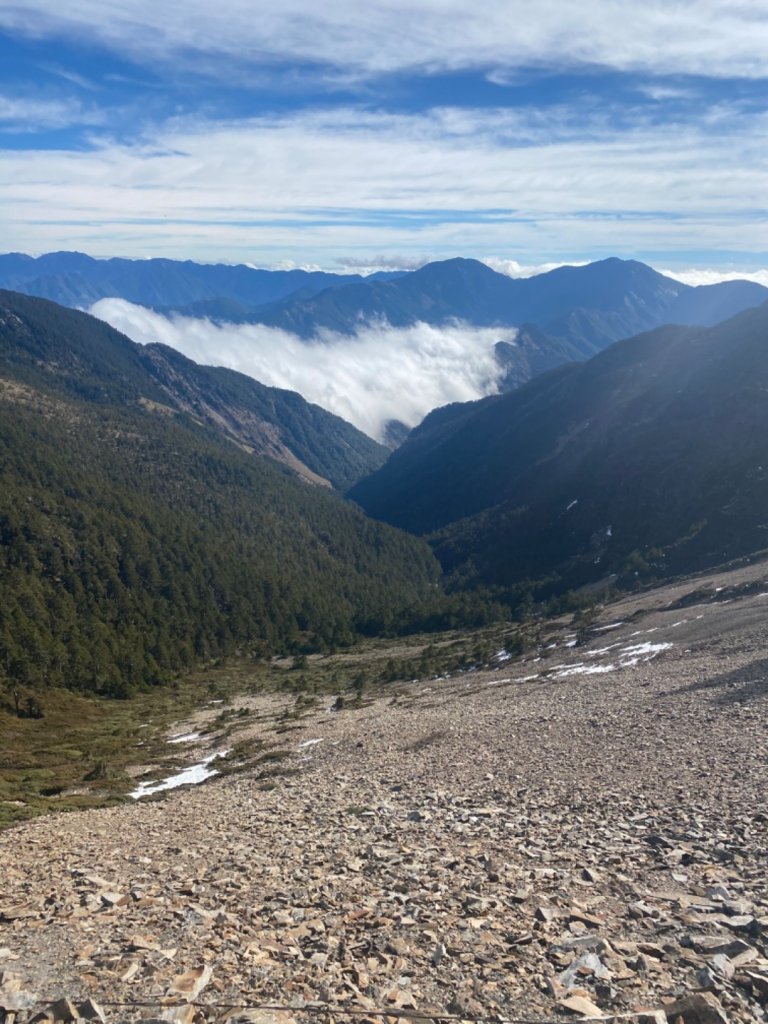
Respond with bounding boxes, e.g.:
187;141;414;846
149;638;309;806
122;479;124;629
350;300;768;599
0;251;397;313
256;256;768;351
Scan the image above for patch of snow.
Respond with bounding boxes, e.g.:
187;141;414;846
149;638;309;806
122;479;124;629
495;648;512;661
617;641;673;667
520;674;539;682
564;639;578;647
298;738;323;748
168;732;201;744
606;525;613;537
586;642;623;657
619;641;673;656
549;640;673;679
566;499;578;511
130;751;229;799
555;663;616;678
670;620;688;627
593;621;625;632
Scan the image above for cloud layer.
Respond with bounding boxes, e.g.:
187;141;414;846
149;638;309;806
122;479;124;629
3;3;768;272
90;299;510;440
4;2;768;79
4;102;768;266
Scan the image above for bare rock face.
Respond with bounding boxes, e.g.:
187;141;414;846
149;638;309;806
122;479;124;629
2;563;768;1024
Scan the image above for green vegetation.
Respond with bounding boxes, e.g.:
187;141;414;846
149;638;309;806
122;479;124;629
0;622;535;829
351;303;768;604
0;290;460;704
0;393;444;697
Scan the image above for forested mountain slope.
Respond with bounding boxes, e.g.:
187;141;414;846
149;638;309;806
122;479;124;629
350;302;768;600
0;292;440;696
0;290;387;489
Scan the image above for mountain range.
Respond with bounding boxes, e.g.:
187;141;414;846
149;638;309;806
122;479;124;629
0;251;403;312
350;300;768;601
4;251;767;408
4;254;768;698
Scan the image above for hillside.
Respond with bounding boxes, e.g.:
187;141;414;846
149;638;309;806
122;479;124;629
0;290;387;490
0;291;442;696
350;301;768;599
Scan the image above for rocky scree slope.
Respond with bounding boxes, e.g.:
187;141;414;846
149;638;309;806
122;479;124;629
1;560;768;1024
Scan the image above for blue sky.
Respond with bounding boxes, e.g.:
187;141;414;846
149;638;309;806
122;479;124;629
1;1;768;280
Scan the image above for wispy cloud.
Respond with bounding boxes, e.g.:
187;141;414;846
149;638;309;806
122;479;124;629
3;2;768;80
0;94;105;130
90;298;509;440
334;254;433;274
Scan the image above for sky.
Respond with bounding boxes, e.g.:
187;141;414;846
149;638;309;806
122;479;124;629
1;1;768;277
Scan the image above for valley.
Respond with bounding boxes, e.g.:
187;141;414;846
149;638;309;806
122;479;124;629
2;558;767;1023
1;260;768;1024
4;5;768;1024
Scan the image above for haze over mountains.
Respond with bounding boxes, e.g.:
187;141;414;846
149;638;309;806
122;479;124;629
4;250;766;441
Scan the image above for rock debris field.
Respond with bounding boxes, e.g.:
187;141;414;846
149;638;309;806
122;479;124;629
2;562;768;1024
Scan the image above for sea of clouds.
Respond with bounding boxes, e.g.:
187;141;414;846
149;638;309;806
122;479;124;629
90;299;511;442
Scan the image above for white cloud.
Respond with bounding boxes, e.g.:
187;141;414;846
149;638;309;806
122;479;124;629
331;256;589;278
89;299;510;440
3;2;768;80
333;254;433;275
2;102;768;265
0;95;105;130
481;258;591;279
659;267;768;288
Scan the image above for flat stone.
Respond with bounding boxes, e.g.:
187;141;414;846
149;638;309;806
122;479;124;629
559;994;604;1016
663;993;727;1024
167;964;213;1002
